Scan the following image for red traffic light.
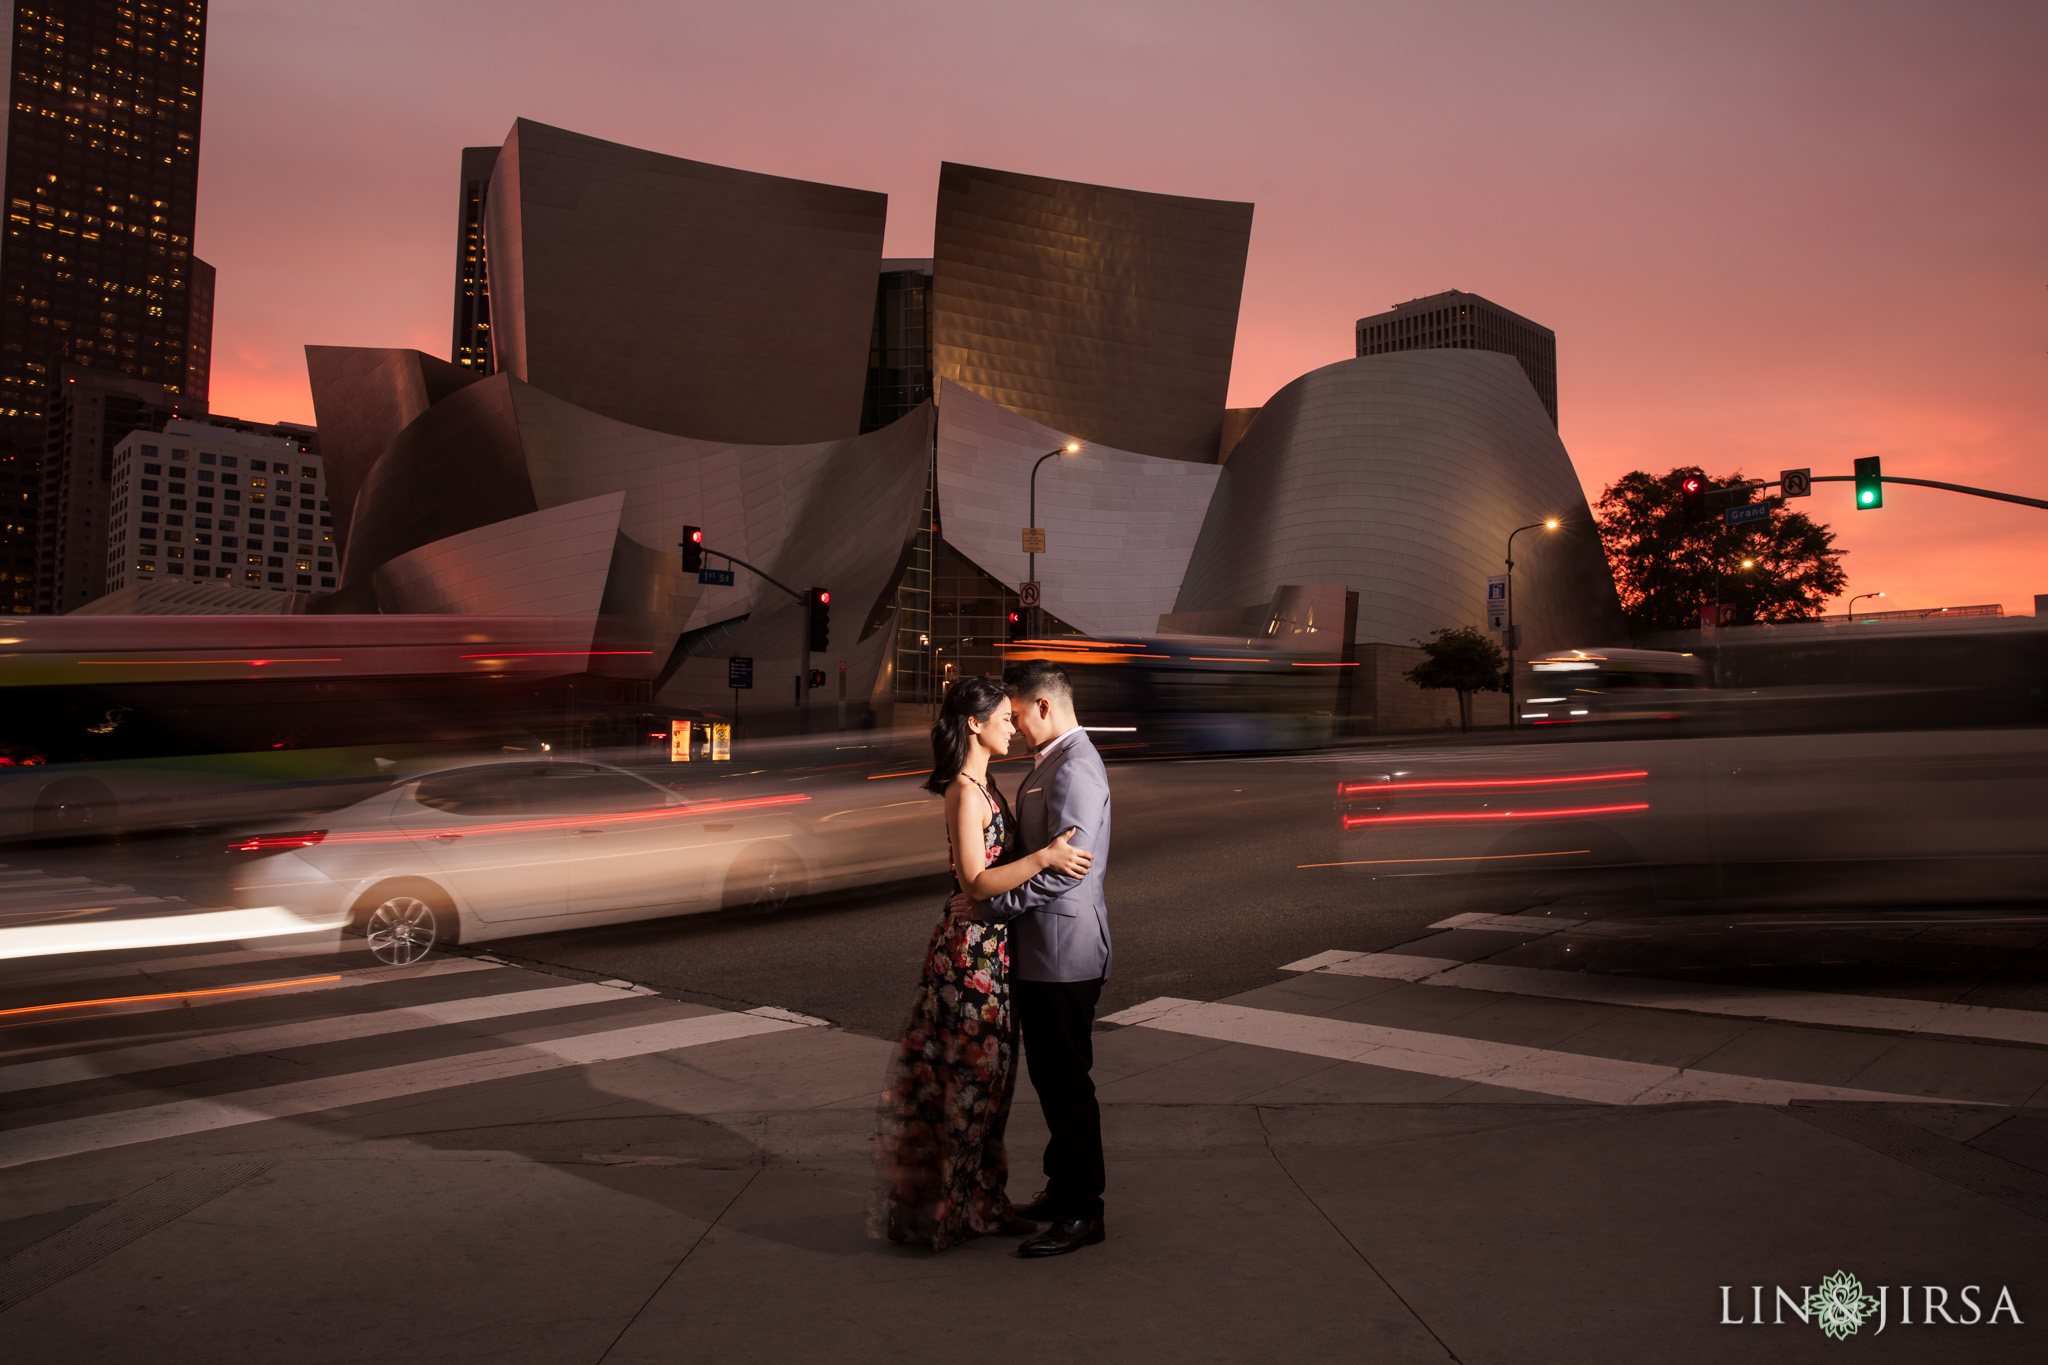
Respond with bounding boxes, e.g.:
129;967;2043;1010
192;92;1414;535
687;528;703;545
817;590;829;605
1681;477;1702;494
1007;611;1020;623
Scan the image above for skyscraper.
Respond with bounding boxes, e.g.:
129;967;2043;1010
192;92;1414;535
449;146;495;374
1355;289;1558;426
1;0;212;613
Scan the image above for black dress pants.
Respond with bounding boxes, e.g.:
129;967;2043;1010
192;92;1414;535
1014;976;1105;1221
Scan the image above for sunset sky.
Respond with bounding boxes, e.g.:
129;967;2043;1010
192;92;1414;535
196;0;2047;614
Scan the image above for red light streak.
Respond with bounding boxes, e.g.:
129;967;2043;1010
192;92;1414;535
1189;656;1268;662
1290;661;1359;668
1341;770;1648;796
1342;802;1649;828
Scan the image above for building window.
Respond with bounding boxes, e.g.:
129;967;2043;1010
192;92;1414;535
297;513;312;525
200;452;215;465
266;556;283;568
319;576;336;588
221;456;237;469
141;494;159;507
196;502;212;514
169;499;186;511
295;574;311;586
222;536;236;549
267;572;284;583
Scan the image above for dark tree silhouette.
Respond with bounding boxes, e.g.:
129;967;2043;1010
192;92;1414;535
1406;626;1505;732
1595;467;1848;634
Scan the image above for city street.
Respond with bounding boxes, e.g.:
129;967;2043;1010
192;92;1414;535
4;751;2046;1361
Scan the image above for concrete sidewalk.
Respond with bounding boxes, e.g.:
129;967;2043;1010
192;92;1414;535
4;1018;2047;1364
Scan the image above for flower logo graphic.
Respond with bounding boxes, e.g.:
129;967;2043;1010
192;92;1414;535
1806;1270;1880;1341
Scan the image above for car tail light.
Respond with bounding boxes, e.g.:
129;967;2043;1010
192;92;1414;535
227;830;328;853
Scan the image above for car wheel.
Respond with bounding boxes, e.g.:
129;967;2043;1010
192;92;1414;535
723;843;805;914
352;881;457;966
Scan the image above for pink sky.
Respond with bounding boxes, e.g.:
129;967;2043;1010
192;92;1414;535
197;0;2048;614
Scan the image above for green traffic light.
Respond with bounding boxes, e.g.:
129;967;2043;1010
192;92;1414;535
1860;490;1875;505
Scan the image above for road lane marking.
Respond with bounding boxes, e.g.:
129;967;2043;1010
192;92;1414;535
1286;951;2048;1048
0;1011;806;1170
0;983;636;1094
1427;913;1591;933
0;958;498;1026
1098;997;1972;1107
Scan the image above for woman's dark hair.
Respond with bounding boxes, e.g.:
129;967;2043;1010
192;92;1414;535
926;675;1011;795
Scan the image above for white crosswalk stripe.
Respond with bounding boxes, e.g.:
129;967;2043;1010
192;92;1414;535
0;948;827;1171
1284;950;2048;1047
1102;997;1977;1106
0;982;635;1093
1100;939;2048;1109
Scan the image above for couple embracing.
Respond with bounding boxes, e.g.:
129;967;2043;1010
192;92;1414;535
868;659;1111;1258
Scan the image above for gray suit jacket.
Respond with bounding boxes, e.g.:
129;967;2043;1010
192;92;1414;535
981;728;1112;982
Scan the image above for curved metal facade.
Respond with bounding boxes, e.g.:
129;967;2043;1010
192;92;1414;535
932;162;1253;464
304;346;477;548
935;381;1222;639
484;118;887;444
1174;351;1626;654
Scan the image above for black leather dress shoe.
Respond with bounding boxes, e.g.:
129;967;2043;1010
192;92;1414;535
1017;1217;1105;1258
1014;1190;1058;1221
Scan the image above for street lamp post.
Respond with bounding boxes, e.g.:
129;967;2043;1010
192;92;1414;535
1026;442;1080;634
1846;591;1885;620
1504;518;1560;728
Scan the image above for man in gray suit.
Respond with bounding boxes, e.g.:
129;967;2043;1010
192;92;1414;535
979;659;1112;1258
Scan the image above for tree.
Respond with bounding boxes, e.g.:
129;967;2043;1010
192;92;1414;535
1406;626;1505;732
1595;467;1848;635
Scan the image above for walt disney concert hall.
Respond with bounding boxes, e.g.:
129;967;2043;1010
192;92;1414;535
308;118;1624;726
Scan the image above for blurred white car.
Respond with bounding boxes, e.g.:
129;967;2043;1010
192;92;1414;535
229;759;811;964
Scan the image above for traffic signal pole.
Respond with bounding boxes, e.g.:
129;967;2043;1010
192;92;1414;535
684;542;822;720
1762;474;2048;511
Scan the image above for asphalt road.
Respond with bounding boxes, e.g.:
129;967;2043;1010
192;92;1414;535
484;753;1455;1038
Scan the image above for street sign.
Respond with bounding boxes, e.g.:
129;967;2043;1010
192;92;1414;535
697;568;735;586
1019;581;1041;608
727;655;753;689
1780;468;1812;499
1485;575;1507;632
1021;527;1046;554
1724;502;1771;525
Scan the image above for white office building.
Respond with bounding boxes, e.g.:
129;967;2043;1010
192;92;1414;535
104;420;334;598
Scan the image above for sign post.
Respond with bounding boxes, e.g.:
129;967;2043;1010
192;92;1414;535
1486;575;1508;634
728;655;751;724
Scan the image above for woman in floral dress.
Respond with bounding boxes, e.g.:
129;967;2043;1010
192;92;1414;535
869;675;1093;1249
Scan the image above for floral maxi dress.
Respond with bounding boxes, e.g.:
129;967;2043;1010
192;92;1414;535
868;775;1023;1249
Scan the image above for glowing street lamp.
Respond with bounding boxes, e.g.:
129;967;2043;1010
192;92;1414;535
1505;518;1562;728
1846;591;1885;620
1026;441;1081;631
